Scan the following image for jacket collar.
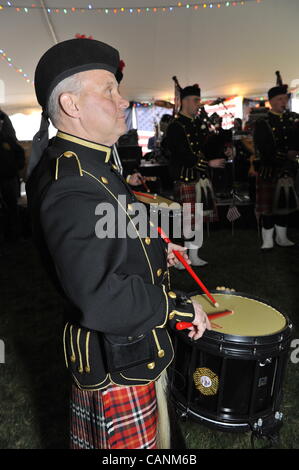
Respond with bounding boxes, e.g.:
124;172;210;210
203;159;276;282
269;110;283;118
54;131;112;164
177;112;195;124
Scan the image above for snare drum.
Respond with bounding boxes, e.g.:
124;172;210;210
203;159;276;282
170;291;293;436
134;192;182;241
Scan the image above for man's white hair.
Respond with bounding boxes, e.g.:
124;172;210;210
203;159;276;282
47;73;82;128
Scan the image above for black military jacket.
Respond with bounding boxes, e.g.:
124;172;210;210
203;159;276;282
166;113;209;182
254;110;299;177
26;131;195;390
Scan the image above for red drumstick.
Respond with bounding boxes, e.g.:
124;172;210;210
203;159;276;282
208;310;234;319
211;322;223;329
175;310;234;330
157;227;219;308
176;321;223;330
176;322;195;331
133;191;156;200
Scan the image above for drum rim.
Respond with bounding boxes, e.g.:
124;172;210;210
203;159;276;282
149;204;182;215
188;289;293;344
134;191;182;211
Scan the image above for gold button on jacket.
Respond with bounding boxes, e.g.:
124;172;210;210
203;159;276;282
168;291;177;299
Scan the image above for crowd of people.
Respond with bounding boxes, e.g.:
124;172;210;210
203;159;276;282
139;75;299;257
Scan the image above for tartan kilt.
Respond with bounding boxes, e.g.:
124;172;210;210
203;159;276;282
70;382;158;449
255;175;277;216
173;181;218;226
204;205;219;224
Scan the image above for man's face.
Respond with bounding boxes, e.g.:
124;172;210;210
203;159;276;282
182;95;201;118
76;69;129;145
270;94;288;114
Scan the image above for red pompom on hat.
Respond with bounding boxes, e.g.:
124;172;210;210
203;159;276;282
116;60;126;83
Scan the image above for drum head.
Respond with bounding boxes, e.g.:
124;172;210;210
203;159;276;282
191;293;286;337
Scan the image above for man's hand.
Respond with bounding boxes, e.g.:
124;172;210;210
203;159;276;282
127;172;145;186
208;158;226;169
167;243;191;268
188;301;212;340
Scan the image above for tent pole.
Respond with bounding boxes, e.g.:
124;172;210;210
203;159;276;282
40;0;59;45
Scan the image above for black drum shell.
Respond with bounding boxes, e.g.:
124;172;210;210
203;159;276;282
170;291;294;433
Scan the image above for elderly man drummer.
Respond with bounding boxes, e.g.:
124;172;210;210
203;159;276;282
26;38;211;450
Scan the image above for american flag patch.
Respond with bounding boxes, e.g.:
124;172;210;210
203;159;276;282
226;205;241;222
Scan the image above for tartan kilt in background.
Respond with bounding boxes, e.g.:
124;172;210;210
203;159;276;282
255;175;276;217
174;181;196;209
203;203;219;223
174;181;196;232
70;382;158;449
174;181;218;228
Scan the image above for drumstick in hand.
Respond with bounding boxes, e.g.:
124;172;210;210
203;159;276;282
157;227;219;308
176;321;223;330
133;191;156;200
176;310;234;330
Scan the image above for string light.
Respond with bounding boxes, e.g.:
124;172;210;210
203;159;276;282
0;48;33;85
134;101;154;107
0;0;263;15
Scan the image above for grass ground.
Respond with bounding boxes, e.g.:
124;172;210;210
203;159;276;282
0;223;298;449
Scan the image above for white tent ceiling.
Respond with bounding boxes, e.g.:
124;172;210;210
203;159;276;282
0;0;299;114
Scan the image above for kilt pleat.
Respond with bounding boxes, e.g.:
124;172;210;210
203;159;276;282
174;181;218;226
255;175;276;216
70;382;158;449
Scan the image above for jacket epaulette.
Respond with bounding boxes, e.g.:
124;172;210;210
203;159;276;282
54;151;83;180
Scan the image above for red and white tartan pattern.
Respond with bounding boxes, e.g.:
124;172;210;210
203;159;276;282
174;181;196;231
174;181;196;205
70;382;158;449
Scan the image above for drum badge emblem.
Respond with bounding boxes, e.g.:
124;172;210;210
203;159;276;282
193;368;219;396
